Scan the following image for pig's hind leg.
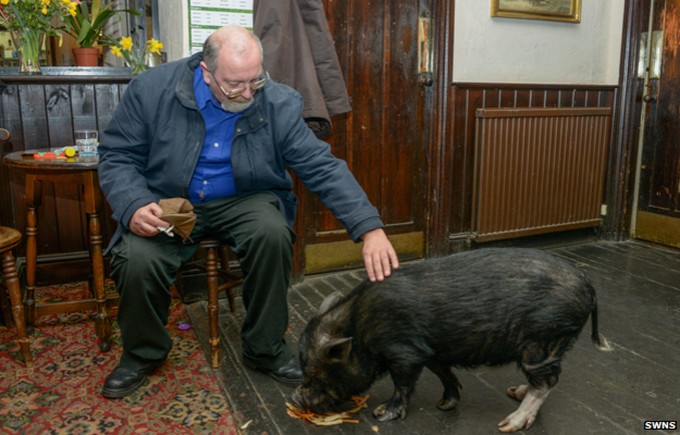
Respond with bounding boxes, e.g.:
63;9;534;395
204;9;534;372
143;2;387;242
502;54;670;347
427;362;462;411
372;366;423;421
498;343;563;432
498;384;550;432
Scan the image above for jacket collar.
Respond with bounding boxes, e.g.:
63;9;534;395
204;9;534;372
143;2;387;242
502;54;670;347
175;53;203;110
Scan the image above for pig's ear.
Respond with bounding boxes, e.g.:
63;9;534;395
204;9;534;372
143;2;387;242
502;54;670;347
320;336;353;363
318;292;343;315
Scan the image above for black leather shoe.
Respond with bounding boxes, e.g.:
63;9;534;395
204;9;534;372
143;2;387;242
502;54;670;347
101;366;147;399
244;357;302;386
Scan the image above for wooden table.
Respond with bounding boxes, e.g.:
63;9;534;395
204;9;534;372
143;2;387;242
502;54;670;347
3;150;112;351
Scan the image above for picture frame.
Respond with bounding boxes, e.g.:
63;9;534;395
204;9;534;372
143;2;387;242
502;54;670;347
491;0;581;23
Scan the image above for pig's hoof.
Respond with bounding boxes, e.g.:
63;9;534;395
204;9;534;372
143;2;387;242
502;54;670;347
373;403;407;421
436;397;458;411
498;412;535;433
506;385;528;401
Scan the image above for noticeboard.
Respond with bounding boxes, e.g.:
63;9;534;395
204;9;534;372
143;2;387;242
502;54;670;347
188;0;253;54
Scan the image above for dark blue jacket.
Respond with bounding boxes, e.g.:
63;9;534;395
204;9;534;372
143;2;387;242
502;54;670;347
98;53;383;252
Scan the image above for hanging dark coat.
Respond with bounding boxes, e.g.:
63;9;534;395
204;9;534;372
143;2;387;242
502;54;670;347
254;0;351;137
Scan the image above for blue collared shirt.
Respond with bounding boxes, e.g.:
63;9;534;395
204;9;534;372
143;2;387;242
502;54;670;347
189;67;241;203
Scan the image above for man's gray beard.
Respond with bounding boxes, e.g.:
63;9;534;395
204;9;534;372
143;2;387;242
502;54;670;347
221;98;254;113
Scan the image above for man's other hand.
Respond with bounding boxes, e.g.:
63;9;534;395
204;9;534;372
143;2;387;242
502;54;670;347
129;202;171;237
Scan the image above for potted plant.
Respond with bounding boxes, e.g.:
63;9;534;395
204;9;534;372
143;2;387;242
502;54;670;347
63;0;139;66
0;0;76;74
108;35;163;75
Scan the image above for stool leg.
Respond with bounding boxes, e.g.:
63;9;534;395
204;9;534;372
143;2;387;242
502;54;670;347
217;244;236;313
2;250;32;367
24;203;38;326
205;246;220;368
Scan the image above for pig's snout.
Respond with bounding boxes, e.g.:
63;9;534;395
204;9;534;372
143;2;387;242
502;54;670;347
289;385;338;414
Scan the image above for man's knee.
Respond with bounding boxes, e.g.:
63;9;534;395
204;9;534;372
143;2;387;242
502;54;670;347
110;233;184;285
249;219;293;252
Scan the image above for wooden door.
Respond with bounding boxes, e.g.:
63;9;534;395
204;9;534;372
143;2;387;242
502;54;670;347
635;0;680;248
295;0;434;277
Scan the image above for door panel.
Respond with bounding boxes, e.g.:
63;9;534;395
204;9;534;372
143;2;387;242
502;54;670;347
636;0;680;248
296;0;430;276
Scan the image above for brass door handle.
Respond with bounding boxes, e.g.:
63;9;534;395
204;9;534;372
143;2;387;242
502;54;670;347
418;16;433;88
0;128;10;141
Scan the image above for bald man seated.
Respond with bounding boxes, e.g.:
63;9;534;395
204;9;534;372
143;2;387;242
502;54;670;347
97;24;399;398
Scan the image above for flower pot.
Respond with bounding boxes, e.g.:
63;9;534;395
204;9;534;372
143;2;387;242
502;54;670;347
73;47;100;67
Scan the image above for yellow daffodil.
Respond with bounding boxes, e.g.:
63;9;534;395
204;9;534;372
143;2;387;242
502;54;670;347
0;0;9;6
120;36;134;51
147;39;163;54
110;46;122;58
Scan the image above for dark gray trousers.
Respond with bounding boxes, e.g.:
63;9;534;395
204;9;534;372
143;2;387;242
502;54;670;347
110;193;294;372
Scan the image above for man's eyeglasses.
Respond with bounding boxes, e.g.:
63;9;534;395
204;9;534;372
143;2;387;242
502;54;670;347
209;70;270;99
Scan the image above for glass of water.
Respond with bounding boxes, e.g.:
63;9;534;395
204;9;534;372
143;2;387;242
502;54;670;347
75;130;99;157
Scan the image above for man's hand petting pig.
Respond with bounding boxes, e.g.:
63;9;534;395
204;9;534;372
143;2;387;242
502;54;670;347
361;228;399;282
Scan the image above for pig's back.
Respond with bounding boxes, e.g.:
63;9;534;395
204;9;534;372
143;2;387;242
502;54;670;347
353;248;596;367
368;247;592;300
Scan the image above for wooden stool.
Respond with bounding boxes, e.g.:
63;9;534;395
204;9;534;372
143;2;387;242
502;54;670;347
178;239;242;368
0;226;32;367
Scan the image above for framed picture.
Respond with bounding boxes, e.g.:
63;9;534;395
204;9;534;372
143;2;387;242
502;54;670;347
491;0;581;23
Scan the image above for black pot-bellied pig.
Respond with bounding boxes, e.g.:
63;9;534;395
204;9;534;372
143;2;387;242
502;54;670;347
291;248;612;432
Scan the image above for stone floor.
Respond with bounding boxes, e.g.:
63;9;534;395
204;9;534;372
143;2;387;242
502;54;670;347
186;240;680;435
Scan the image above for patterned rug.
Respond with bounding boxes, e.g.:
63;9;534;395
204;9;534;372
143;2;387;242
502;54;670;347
0;281;239;434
